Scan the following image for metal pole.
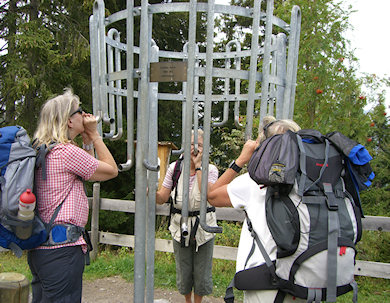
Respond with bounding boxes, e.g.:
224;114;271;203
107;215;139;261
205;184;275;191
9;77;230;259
200;0;222;234
259;0;274;124
146;41;159;303
284;5;301;119
134;0;150;301
180;0;198;240
246;0;262;140
275;33;287;119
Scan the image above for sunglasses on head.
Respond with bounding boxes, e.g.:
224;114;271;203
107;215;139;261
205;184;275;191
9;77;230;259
70;107;83;117
263;120;279;138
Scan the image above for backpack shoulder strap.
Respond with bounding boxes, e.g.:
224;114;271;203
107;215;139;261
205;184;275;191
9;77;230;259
35;143;56;181
243;210;278;283
171;157;183;190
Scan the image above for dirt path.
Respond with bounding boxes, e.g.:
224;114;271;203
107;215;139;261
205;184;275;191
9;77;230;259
82;275;225;303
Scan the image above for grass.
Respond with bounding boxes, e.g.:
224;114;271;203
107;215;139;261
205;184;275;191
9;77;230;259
1;222;388;302
1;246;389;302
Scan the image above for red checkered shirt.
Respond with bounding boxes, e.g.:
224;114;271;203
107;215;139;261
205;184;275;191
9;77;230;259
34;143;99;251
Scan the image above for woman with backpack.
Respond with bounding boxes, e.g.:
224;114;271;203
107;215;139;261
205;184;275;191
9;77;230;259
28;88;118;303
156;129;218;303
207;117;304;303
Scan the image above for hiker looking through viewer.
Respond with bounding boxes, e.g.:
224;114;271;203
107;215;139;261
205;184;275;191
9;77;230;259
28;88;118;303
156;129;218;303
207;117;305;303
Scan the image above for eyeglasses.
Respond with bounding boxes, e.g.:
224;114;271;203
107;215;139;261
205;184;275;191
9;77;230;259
70;107;83;117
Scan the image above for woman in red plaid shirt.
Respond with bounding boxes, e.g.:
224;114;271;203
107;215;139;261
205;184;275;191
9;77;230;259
28;88;118;303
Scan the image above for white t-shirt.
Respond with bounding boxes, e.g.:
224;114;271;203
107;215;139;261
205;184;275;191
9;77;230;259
227;173;277;272
227;173;305;303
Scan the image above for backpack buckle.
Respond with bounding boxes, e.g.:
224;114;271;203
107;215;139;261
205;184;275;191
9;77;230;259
323;183;338;211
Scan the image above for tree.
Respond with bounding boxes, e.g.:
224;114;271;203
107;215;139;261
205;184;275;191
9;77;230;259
0;0;93;134
360;74;390;216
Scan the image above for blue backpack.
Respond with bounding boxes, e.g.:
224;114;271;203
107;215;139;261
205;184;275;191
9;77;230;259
0;126;48;257
0;126;90;258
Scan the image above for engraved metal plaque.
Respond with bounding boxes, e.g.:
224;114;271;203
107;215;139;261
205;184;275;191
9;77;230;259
150;62;187;82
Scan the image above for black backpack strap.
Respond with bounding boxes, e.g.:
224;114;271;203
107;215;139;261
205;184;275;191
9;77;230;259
171;157;183;190
168;158;183;230
224;278;235;303
244;210;278;284
274;290;286;303
189;216;199;247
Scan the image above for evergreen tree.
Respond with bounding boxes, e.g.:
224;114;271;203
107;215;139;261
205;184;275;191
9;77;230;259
0;0;93;134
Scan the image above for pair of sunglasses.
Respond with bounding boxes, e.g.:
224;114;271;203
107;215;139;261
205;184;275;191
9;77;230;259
263;120;279;138
70;107;83;117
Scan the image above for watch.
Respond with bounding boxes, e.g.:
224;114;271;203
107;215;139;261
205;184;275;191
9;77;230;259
195;167;202;172
229;160;242;173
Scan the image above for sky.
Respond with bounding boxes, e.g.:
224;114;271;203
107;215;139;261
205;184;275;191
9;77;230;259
345;0;390;110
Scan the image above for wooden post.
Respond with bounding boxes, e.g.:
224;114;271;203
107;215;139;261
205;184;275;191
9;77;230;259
90;182;100;261
157;142;177;190
0;272;29;303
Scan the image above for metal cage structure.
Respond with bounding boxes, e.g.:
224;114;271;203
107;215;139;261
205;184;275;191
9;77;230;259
89;0;301;301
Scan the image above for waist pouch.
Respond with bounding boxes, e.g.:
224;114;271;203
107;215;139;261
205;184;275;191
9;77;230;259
43;223;85;246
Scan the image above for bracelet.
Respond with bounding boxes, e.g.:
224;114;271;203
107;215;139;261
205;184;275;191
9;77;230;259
82;143;94;151
195;167;202;172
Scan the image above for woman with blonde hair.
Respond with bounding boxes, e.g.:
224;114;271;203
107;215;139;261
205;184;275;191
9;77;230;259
28;88;118;303
207;116;304;303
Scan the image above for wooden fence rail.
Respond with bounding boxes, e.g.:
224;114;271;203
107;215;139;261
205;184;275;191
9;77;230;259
89;197;390;280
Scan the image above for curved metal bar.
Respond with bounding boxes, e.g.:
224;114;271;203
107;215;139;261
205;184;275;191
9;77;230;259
200;0;222;234
94;0;115;132
230;40;243;128
143;159;160;172
89;13;102;132
118;0;135;172
268;35;277;117
105;28;119;139
212;40;232;127
104;3;290;33
107;28;124;141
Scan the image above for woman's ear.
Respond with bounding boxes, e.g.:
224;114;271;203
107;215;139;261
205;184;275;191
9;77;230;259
67;117;73;129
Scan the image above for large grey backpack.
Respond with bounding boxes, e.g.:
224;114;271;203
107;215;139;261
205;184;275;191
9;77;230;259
225;129;373;303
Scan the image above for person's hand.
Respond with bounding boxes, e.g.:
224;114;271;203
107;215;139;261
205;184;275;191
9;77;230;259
236;140;258;167
82;113;99;142
191;148;202;169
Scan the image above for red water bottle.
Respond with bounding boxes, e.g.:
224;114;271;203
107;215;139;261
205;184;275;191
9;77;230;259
15;189;36;239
